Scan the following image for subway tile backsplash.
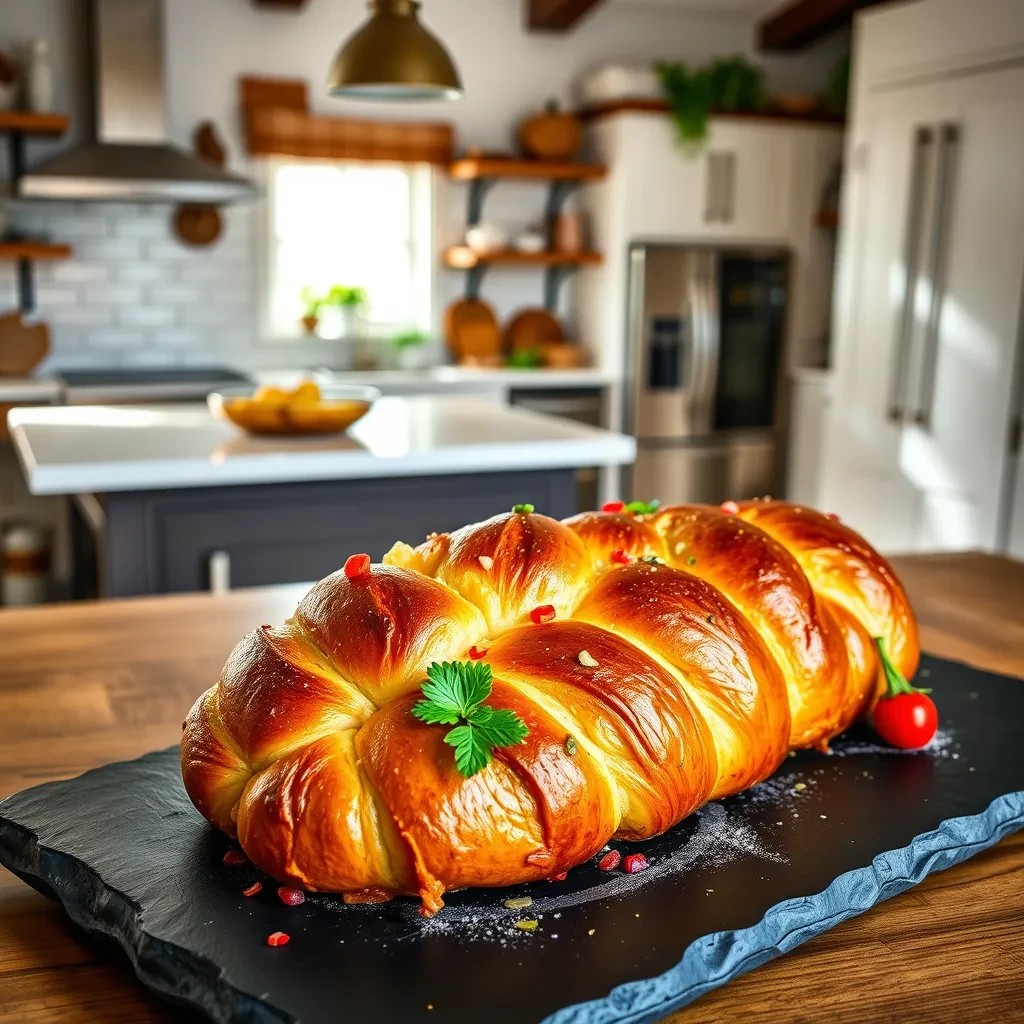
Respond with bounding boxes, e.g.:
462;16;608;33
1;201;259;368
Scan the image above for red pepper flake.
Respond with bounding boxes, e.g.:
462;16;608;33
549;871;568;881
720;500;740;515
222;850;246;866
266;931;290;947
344;553;371;578
622;853;649;874
826;512;841;522
277;886;306;906
242;881;263;897
597;850;621;872
610;548;630;565
529;604;556;624
468;644;488;660
601;501;625;513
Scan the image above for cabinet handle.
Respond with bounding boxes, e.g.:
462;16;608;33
888;126;934;422
721;151;736;223
208;550;231;594
704;152;720;222
912;123;959;431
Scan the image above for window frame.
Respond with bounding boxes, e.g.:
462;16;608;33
256;156;437;345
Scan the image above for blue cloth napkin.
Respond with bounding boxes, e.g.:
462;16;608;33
546;792;1024;1024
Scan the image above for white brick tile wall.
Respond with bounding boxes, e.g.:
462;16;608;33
84;283;144;306
4;202;260;366
118;305;176;328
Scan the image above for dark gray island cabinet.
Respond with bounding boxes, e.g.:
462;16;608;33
9;396;635;598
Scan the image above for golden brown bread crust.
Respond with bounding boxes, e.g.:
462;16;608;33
181;500;920;912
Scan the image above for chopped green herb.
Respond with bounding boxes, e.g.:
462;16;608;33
411;661;529;777
564;735;578;756
687;555;698;566
639;555;663;565
706;614;715;624
511;503;535;514
514;919;539;932
625;498;661;515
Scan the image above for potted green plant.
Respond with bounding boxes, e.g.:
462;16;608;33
392;328;428;370
655;55;765;151
299;287;324;334
327;285;368;337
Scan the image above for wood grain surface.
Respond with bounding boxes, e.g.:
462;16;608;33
0;553;1021;1022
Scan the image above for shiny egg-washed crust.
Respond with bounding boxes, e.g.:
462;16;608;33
181;501;919;914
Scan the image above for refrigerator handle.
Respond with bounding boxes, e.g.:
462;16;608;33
687;253;719;433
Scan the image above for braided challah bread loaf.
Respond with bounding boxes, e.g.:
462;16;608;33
181;500;918;914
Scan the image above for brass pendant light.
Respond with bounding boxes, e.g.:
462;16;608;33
328;0;463;101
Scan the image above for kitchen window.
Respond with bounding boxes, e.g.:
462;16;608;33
265;159;434;338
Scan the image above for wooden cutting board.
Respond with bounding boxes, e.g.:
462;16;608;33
0;311;50;376
503;307;564;353
444;298;500;364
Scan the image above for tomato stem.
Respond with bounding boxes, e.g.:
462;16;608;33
873;637;931;698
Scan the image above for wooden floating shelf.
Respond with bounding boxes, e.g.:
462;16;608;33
0;241;73;261
444;247;603;270
577;98;845;127
450;157;606;182
0;111;70;136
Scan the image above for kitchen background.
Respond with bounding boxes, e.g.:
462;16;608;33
1;0;1022;603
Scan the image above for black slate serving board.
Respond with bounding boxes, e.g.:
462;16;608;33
2;654;1023;1024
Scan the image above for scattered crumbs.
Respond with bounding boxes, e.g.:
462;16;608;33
793;782;807;792
705;888;714;894
588;928;596;936
862;771;870;777
553;913;561;919
514;920;539;932
969;692;979;700
775;821;782;826
919;668;931;678
504;897;532;910
634;912;640;918
969;766;976;772
426;1005;434;1012
819;814;827;820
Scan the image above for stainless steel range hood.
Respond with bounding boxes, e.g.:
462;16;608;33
19;0;258;204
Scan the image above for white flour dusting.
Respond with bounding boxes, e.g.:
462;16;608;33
318;728;959;945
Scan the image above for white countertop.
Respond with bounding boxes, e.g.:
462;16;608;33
267;366;615;391
0;376;62;403
8;395;636;496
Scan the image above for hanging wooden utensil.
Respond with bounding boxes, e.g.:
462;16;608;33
0;310;50;376
444;297;501;364
173;120;226;248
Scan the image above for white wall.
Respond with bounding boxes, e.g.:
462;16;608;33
0;0;848;370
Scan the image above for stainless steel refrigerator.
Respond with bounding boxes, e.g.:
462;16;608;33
625;243;790;506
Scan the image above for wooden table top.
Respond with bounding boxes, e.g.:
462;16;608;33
1;552;1022;1022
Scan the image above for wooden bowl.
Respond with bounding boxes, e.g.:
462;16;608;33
209;382;380;436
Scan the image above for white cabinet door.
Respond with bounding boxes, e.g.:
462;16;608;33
703;121;793;242
823;63;1024;551
900;65;1024;550
820;92;941;548
620;116;793;243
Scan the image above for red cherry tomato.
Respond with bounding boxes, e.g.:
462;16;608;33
872;691;938;749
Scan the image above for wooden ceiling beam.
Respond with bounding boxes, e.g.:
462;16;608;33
757;0;887;50
526;0;606;32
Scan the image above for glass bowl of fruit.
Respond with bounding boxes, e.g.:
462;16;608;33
208;380;380;436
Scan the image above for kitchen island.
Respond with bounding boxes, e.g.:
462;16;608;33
7;395;635;597
0;553;1021;1023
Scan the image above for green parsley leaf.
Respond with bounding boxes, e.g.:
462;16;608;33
625;498;661;515
512;503;535;514
412;660;529;777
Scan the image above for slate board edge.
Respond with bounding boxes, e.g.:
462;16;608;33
0;814;291;1024
544;789;1024;1024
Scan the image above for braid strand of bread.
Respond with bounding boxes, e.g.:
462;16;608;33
181;501;919;914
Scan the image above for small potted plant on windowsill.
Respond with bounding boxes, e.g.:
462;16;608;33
327;285;368;338
299;287;324;335
392;329;429;370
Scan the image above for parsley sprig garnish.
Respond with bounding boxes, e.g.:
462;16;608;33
411;661;529;777
626;498;661;515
